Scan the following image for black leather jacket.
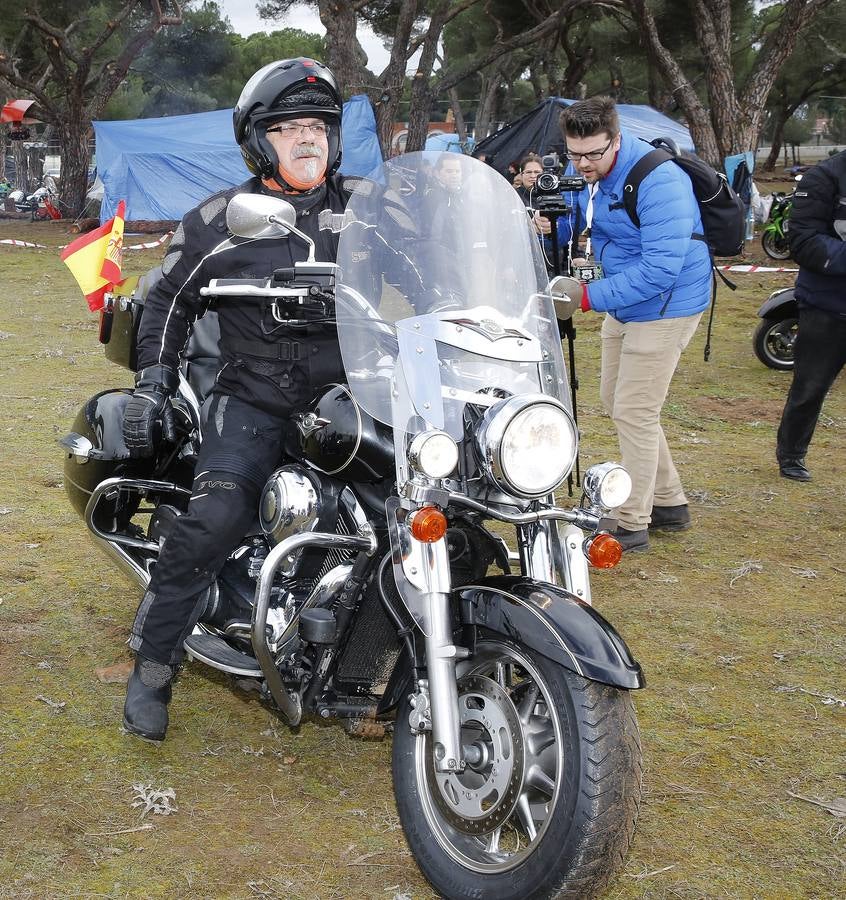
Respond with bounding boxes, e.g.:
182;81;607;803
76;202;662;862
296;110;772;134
136;175;353;416
788;150;846;317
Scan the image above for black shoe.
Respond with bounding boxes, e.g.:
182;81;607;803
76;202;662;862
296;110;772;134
612;526;649;553
779;458;811;482
122;656;173;742
649;503;692;532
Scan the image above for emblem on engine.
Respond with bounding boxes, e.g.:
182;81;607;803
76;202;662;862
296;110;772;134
295;412;331;438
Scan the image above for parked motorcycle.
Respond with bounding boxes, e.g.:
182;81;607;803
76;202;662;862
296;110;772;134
8;183;61;220
761;190;793;260
61;154;643;899
754;286;798;370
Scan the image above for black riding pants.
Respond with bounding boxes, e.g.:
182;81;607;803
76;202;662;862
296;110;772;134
776;304;846;462
129;393;285;666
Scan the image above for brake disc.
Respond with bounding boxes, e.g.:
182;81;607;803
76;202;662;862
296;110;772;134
425;674;525;835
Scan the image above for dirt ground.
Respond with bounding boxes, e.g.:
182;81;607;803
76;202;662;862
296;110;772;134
0;212;843;899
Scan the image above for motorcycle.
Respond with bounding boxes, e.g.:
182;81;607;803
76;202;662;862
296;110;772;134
61;153;643;899
754;285;797;370
8;182;61;220
761;190;793;260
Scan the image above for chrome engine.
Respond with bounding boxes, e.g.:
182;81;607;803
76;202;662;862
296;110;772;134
259;465;326;575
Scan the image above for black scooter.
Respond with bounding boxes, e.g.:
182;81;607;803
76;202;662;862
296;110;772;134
754;286;797;370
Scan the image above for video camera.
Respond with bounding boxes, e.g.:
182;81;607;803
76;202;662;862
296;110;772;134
534;153;587;199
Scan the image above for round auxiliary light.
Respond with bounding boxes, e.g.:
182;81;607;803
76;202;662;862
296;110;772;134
477;395;577;499
409;506;448;543
408;430;459;480
582;462;632;511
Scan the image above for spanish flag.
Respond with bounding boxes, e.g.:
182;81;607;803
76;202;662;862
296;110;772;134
60;200;126;311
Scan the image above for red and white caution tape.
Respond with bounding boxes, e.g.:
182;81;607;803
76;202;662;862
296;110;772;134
716;264;798;273
2;232;172;251
125;232;173;251
0;238;48;248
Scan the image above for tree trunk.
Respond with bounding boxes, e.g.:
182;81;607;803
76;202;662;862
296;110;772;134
627;0;837;165
764;113;788;172
406;91;433;152
627;0;721;162
58;118;91;218
405;0;451;152
474;70;502;140
0;128;7;183
371;0;422;156
11;141;32;192
448;88;467;143
315;0;375;100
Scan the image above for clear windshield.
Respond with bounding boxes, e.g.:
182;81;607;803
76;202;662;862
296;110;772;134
335;152;569;441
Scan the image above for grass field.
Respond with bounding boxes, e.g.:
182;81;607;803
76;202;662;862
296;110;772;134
0;211;843;900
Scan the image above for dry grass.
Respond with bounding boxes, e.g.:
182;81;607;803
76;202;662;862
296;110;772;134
0;214;843;899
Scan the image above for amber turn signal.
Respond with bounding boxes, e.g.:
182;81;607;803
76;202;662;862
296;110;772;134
409;506;448;543
586;532;623;569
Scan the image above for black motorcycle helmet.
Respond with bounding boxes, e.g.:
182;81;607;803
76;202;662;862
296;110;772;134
233;58;343;185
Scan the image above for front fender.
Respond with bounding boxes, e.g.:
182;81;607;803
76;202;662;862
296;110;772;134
458;576;644;689
757;287;797;320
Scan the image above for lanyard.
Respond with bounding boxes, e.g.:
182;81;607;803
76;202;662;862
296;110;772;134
584;183;599;258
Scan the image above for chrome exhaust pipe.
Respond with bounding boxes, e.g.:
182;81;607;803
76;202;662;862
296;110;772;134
90;535;151;588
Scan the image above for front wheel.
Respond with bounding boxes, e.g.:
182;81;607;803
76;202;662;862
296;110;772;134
754;316;798;370
392;637;642;900
761;229;791;260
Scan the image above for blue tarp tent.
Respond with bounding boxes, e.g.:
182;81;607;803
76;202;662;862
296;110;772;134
475;98;694;173
93;95;382;223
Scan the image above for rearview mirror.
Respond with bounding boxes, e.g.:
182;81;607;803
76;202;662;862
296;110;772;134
226;194;297;239
548;275;583;321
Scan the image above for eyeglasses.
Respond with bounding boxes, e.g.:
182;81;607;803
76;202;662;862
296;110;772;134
266;122;329;137
564;136;614;162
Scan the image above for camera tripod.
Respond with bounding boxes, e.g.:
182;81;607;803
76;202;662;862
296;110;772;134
535;196;581;491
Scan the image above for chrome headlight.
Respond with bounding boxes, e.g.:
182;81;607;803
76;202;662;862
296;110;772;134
408;429;459;479
476;395;577;498
582;462;632;511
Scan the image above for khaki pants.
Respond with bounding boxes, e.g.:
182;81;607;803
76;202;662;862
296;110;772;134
599;312;702;531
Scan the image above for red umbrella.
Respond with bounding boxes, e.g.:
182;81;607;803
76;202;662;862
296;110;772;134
1;99;39;124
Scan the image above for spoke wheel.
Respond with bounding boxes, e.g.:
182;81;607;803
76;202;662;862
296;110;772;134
393;636;642;899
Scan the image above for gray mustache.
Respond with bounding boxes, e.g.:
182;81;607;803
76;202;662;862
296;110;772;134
292;145;325;159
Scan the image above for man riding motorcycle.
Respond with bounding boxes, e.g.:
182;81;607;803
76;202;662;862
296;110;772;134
122;58;353;742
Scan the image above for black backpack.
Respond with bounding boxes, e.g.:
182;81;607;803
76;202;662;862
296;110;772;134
620;137;746;360
621;137;746;258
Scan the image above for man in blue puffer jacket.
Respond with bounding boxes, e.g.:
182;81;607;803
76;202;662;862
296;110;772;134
561;97;712;552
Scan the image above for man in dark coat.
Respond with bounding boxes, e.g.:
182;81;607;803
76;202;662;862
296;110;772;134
777;149;846;481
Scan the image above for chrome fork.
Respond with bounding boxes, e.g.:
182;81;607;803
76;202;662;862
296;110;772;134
387;500;467;773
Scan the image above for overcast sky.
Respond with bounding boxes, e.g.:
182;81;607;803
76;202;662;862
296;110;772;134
215;0;392;74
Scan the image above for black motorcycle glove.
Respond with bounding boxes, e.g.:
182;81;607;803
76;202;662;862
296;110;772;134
123;364;179;457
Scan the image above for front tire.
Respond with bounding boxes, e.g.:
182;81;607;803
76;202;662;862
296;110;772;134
754;317;798;370
761;229;791;260
392;638;642;900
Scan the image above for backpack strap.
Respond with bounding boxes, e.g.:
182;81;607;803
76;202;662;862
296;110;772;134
622;146;707;246
622;147;673;228
702;265;737;363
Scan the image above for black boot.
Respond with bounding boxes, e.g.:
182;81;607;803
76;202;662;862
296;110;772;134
778;457;811;481
123;656;174;742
